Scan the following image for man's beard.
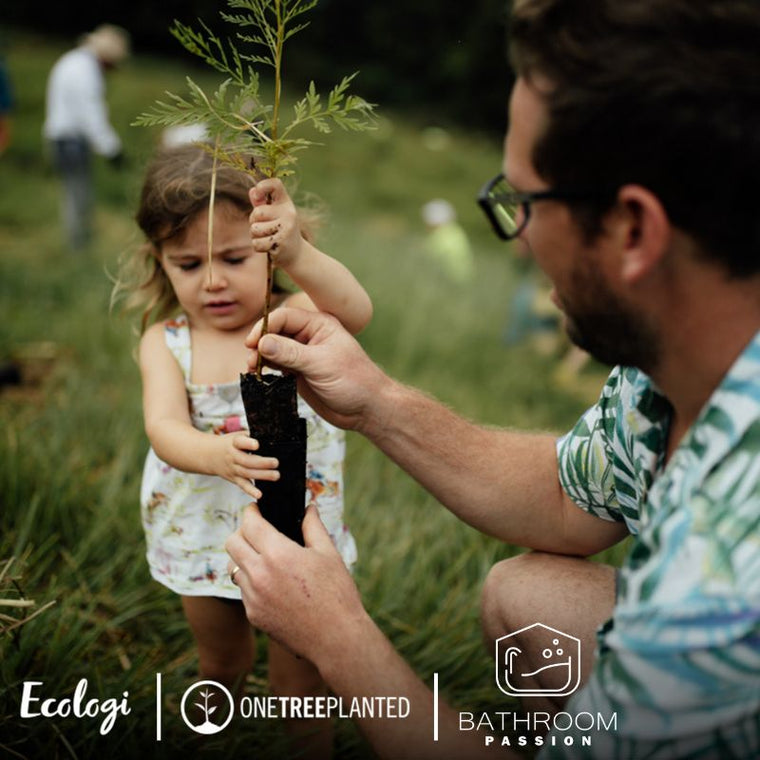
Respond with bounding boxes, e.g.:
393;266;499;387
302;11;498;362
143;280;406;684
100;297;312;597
561;261;660;373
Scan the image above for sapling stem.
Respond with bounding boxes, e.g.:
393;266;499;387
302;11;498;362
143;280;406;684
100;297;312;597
207;137;221;287
256;189;276;380
271;0;283;144
256;250;275;379
254;0;284;378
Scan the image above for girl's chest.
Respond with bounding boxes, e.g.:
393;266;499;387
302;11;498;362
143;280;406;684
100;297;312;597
189;329;250;385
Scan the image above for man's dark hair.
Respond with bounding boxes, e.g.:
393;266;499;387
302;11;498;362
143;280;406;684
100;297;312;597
509;0;760;277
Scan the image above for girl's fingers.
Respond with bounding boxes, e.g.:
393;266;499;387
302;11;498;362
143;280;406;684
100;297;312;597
239;453;278;469
250;221;281;239
251;236;279;254
236;478;262;500
243;468;280;482
233;435;259;452
250;178;283;207
249;205;276;224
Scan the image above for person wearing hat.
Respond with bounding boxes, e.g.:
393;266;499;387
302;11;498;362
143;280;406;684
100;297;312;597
43;24;130;250
421;198;475;284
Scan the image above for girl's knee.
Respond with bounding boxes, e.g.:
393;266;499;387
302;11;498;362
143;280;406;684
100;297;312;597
196;636;255;690
198;650;253;690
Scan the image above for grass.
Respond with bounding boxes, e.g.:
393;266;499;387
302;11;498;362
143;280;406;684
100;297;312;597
0;28;620;760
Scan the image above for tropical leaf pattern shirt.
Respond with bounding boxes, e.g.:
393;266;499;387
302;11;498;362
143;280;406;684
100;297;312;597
547;333;760;759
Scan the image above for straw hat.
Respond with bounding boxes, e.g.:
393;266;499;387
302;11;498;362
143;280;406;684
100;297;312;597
82;24;130;66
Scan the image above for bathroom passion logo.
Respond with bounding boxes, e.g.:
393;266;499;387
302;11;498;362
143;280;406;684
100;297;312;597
496;623;581;698
454;623;617;750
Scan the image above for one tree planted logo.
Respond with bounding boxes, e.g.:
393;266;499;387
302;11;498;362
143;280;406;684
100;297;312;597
180;680;235;735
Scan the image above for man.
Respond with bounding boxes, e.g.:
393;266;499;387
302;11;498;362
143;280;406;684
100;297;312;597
226;1;760;757
43;24;129;249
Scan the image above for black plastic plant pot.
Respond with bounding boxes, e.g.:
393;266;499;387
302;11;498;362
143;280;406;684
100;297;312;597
240;372;307;545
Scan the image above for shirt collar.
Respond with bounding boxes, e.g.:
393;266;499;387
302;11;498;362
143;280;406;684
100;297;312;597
622;328;760;481
686;328;760;473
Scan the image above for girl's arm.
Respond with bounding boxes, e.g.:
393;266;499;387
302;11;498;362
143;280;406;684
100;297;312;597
139;323;278;498
249;179;372;335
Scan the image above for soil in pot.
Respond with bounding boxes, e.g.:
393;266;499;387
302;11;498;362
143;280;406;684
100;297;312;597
240;371;307;544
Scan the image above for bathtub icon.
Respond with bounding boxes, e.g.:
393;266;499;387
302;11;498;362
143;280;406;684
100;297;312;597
495;623;581;697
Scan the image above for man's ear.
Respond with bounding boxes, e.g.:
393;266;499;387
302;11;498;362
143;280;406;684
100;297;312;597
613;184;671;284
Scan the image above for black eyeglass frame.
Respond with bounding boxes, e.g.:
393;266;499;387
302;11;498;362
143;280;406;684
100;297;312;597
477;173;606;241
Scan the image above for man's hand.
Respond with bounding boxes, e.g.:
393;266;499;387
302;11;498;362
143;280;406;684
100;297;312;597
225;503;369;664
227;505;499;760
245;307;389;433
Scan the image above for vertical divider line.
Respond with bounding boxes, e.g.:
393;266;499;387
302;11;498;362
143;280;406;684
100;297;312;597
433;672;439;741
156;672;162;741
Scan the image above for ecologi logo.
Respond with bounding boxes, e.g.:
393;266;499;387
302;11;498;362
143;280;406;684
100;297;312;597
495;623;581;698
180;680;235;735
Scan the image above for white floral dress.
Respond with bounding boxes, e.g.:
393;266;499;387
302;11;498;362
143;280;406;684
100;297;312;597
140;314;357;599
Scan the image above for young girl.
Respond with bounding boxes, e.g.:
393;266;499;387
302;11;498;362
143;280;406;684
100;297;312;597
120;143;372;755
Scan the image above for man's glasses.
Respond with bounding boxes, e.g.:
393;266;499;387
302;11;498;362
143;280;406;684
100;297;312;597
477;173;602;241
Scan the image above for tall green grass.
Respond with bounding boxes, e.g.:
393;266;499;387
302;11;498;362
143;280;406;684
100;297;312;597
0;30;619;759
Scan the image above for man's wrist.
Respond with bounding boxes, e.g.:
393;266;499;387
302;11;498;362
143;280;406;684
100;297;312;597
355;374;406;444
316;606;383;686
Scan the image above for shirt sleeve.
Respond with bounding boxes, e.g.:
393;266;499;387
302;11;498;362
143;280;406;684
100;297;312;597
556;367;626;523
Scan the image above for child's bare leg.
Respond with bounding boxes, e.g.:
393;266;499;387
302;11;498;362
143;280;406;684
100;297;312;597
182;596;255;696
268;639;333;760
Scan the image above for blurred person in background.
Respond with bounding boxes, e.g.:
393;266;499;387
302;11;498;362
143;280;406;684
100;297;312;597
0;37;13;156
421;198;475;284
43;24;129;250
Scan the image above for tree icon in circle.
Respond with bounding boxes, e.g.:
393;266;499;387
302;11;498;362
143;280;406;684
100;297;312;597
180;680;235;734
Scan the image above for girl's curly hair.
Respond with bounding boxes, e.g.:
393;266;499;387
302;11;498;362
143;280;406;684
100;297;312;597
112;143;320;333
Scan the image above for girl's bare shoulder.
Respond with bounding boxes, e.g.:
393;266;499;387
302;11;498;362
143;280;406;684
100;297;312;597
139;321;173;365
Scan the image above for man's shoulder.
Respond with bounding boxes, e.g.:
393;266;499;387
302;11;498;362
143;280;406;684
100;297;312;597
584;365;666;434
52;47;97;79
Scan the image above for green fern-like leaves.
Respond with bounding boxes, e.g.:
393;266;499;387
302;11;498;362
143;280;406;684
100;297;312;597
134;0;376;178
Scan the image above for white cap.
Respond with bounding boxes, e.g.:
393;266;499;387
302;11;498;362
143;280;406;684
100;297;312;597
422;199;456;227
82;24;130;66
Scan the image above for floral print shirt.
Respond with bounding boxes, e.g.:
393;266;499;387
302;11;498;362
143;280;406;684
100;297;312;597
549;332;760;758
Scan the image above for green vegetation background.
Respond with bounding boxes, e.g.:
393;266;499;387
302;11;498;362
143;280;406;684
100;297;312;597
0;30;620;759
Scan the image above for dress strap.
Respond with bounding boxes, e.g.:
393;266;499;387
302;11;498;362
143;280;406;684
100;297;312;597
163;314;192;382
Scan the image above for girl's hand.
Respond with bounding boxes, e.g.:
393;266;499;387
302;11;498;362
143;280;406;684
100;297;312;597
214;432;279;499
249;178;303;270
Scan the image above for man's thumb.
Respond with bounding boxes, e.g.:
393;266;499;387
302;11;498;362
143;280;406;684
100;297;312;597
259;334;283;361
302;504;332;550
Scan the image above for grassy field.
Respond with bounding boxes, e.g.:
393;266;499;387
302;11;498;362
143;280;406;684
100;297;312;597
0;30;620;759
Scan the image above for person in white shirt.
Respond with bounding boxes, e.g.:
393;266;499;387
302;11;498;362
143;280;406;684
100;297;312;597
44;24;130;250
